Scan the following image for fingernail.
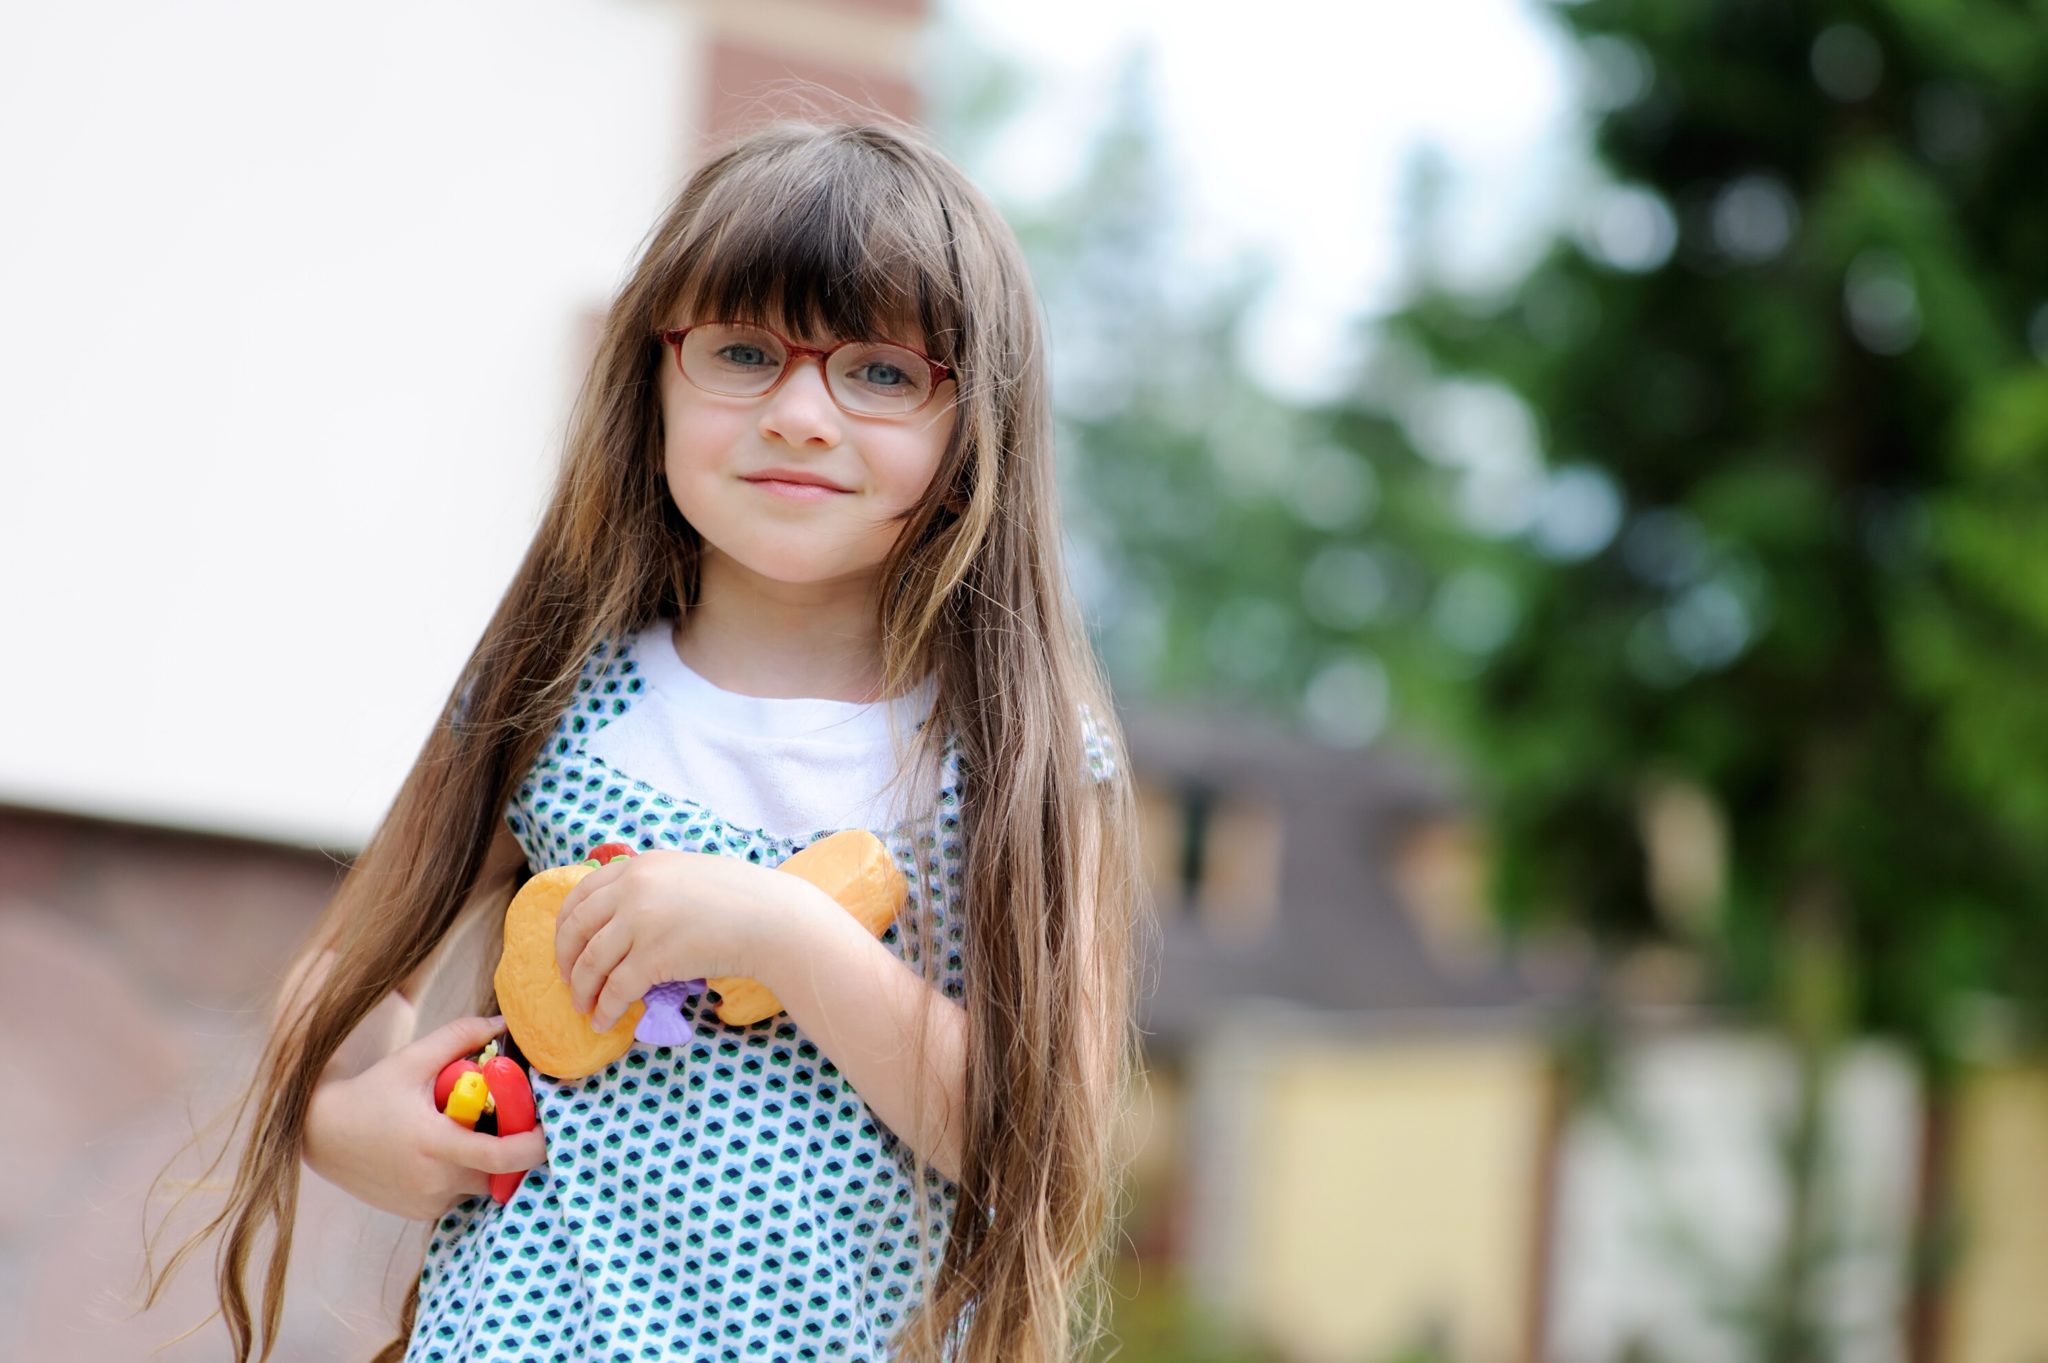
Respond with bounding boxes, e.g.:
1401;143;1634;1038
485;1015;504;1027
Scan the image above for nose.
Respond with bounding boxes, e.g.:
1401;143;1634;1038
758;355;841;448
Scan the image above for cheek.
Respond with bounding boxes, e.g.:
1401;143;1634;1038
878;417;957;507
660;405;739;485
658;424;728;530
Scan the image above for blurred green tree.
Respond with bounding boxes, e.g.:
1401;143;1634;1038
1377;0;2048;1065
931;44;1483;753
1348;3;2048;1359
932;5;2048;1359
938;1;2048;1055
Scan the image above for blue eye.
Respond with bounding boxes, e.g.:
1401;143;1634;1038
850;362;908;388
716;345;774;367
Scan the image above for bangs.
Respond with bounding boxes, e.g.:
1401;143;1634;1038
667;133;967;363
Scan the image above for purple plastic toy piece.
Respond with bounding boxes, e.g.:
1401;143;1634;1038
634;978;707;1047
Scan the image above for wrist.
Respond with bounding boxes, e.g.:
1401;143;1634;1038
301;1072;348;1176
750;876;837;987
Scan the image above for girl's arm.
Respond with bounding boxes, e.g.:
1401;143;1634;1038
286;824;546;1215
757;813;1121;1190
758;882;969;1184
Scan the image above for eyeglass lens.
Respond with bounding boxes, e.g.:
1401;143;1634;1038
679;323;935;416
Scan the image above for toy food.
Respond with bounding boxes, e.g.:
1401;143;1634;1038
480;1047;538;1204
433;1038;539;1204
434;1056;483;1113
493;829;908;1079
441;1071;489;1129
493;849;646;1080
707;830;906;1026
636;977;706;1048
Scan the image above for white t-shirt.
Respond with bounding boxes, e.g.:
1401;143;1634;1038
580;619;942;844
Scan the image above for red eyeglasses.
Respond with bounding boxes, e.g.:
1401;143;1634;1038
657;321;955;418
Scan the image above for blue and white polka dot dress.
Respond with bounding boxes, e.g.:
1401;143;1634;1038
405;632;980;1363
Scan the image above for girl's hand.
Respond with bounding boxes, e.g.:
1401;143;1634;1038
302;1014;548;1221
553;849;798;1033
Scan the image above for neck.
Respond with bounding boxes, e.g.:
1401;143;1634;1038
675;549;895;703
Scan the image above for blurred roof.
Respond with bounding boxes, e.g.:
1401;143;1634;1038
1119;701;1588;1049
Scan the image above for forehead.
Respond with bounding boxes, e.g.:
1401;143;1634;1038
661;167;959;359
673;300;931;351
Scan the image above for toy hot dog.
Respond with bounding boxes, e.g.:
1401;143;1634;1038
492;830;907;1081
434;1038;538;1204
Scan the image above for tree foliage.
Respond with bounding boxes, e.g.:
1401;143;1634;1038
930;2;2048;1064
1375;0;2048;1063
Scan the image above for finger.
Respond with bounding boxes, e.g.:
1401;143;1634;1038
589;942;650;1034
570;918;635;1020
556;853;629;922
555;879;619;987
432;1122;550;1177
402;1013;506;1072
500;1129;550;1170
450;1170;493;1204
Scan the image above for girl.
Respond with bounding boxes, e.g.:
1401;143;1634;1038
141;118;1147;1363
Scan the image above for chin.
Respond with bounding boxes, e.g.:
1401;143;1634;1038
687;514;887;585
713;541;865;587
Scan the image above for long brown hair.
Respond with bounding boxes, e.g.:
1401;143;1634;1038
137;117;1149;1363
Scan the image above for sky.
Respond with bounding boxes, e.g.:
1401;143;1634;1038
0;0;1586;849
943;0;1588;399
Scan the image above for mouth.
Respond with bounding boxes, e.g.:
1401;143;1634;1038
742;475;851;502
743;466;852;490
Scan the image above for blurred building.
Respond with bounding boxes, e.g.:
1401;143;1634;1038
0;2;938;1360
1116;701;2047;1363
695;0;925;141
1120;701;1567;1363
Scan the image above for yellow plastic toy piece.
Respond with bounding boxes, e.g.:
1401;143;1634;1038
442;1070;490;1129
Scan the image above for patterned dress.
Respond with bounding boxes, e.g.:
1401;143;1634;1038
405;630;1116;1362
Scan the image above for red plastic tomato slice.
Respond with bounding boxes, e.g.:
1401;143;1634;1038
434;1058;483;1113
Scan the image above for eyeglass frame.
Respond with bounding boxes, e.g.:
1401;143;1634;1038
656;321;956;418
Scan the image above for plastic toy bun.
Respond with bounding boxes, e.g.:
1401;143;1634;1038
494;830;907;1080
707;829;906;1026
495;862;643;1080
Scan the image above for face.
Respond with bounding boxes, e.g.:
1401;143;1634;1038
658;315;959;595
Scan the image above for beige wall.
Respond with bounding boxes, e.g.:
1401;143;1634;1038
1942;1064;2048;1363
1186;1018;1554;1363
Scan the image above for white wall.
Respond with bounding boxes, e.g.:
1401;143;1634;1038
0;0;702;848
1547;1032;1921;1363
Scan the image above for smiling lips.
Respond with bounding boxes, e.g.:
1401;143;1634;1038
743;468;851;500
